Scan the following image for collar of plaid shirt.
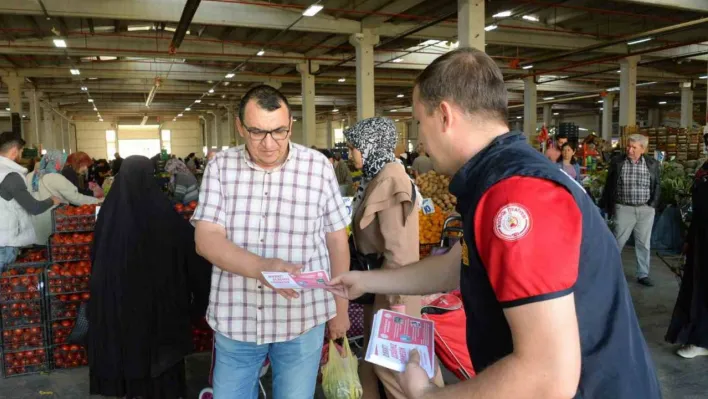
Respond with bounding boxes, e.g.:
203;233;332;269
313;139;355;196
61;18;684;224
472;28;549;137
243;141;295;172
195;142;350;344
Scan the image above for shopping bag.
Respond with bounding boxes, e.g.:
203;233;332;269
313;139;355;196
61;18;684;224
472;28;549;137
321;339;363;399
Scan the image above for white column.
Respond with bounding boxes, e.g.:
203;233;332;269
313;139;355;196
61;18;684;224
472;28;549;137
680;82;694;128
523;77;537;137
349;29;379;121
542;104;552;127
41;107;54;150
227;103;236;146
325;117;333;148
619;56;639;127
27;90;42;147
602;94;614;141
52;110;62;152
211;112;221;149
3;74;23;137
457;0;485;50
297;62;319;147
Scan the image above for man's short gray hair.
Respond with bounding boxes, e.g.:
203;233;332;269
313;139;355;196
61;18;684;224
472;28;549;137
628;134;648;149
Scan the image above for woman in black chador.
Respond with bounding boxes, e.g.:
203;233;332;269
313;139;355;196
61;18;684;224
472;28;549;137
88;156;211;398
666;135;708;359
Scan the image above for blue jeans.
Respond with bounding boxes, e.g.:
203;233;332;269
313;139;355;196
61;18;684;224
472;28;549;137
213;324;325;399
0;247;18;271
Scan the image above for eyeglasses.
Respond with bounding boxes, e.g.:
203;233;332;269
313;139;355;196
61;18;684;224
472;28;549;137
241;121;290;142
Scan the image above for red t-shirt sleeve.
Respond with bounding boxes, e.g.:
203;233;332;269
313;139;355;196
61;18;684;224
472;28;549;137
474;176;582;308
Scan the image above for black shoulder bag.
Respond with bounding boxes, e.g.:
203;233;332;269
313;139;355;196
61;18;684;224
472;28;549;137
348;181;416;305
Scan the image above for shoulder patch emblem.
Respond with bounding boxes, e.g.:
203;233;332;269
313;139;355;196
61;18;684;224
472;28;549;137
493;203;532;241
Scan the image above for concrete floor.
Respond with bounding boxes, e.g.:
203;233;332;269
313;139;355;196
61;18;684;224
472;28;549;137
1;248;707;399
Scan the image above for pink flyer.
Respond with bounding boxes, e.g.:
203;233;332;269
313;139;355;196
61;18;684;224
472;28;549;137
261;270;330;289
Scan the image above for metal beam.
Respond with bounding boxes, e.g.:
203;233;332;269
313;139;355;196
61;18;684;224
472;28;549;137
612;0;708;13
362;0;428;27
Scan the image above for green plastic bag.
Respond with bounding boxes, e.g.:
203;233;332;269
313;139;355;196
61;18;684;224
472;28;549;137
321;339;363;399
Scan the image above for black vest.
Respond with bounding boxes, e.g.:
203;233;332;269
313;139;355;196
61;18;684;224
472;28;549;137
450;132;661;398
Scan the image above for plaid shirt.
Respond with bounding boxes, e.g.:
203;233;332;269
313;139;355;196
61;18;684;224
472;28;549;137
192;143;350;344
617;156;651;206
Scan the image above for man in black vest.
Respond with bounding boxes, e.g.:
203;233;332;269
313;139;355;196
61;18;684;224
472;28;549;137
329;47;661;399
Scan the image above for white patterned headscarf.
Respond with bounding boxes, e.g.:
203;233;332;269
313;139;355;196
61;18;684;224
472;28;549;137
344;117;419;213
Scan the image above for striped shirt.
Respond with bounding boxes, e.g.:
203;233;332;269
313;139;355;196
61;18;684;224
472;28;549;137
192;143;350;344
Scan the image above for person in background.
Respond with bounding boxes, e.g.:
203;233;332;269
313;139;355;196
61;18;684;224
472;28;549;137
544;133;567;162
88;156;211;399
601;134;660;287
0;132;60;269
328;47;661;399
334;152;354;197
29;150;101;245
111;152;123;176
185;152;197;173
91;159;112;187
665;133;708;359
192;85;350;398
345;117;444;398
411;142;434;177
558;143;581;183
62;152;94;197
165;157;199;204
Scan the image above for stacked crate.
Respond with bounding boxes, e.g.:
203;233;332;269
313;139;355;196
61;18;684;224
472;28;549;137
639;127;702;160
0;249;50;377
46;205;97;370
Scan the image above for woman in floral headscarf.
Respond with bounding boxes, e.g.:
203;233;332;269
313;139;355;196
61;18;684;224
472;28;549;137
165;158;198;204
29;150;100;244
344;117;443;399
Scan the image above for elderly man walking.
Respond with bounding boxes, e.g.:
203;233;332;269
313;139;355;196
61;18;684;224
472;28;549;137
601;134;661;287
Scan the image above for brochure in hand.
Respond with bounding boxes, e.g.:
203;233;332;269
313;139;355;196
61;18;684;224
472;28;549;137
365;309;436;378
261;270;331;289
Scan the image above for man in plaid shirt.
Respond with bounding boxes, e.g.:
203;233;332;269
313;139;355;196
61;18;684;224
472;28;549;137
192;85;351;398
601;134;661;287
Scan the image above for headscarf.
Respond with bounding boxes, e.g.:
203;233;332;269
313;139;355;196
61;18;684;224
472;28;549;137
32;150;67;192
165;158;191;176
344;117;419;213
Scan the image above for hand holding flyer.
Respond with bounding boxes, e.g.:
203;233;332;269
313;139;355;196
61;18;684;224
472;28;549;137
261;270;331;289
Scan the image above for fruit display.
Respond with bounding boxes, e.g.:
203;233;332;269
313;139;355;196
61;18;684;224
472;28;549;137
0;266;43;302
0;301;42;327
51;344;88;369
2;347;48;376
174;200;198;220
415;171;457;213
1;326;45;351
192;318;214;353
11;249;48;265
46;262;91;294
49;293;89;320
50;319;75;345
53;204;97;233
50;233;93;262
419;205;446;245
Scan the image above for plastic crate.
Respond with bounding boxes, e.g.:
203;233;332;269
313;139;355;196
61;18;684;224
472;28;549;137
51;205;97;234
50;344;88;370
48;293;89;321
0;299;43;327
49;319;76;345
49;244;91;263
0;324;46;351
2;346;49;377
46;264;91;295
0;266;44;302
9;248;49;265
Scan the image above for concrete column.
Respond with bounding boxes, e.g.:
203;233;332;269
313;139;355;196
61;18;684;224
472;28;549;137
602;94;615;141
227;103;236;146
3;74;24;137
27;90;42;147
647;108;660;127
542;104;552;127
349;29;379;121
209;112;221;149
325;117;333;148
297;62;319;147
262;79;282;90
59;117;66;152
457;0;485;50
41;107;54;150
595;114;601;135
680;82;694;128
619;56;639;127
52;111;62;152
201;115;210;148
514;120;522;131
523;77;537;136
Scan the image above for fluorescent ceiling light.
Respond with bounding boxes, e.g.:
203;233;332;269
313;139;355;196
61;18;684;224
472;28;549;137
607;87;620;92
627;37;652;46
391;109;397;112
579;128;588;131
665;91;678;94
293;118;297;122
397;94;404;98
338;78;346;82
93;107;97;111
221;94;226;99
88;77;98;80
81;86;87;91
53;39;67;48
700;75;708;79
597;100;603;103
185;107;191;111
392;58;403;63
637;81;657;86
127;25;153;32
173;118;177;121
522;65;533;70
617;70;621;73
659;101;667;104
208;89;214;93
484;25;498;32
493;11;512;18
256;49;265;56
522;15;539;22
302;4;324;17
553;112;559;115
4;108;9;111
395;119;400;122
223;81;230;86
70;69;80;75
332;108;339;113
516;116;522;119
99;118;103;122
178;113;183;117
88;99;94;103
225;73;235;78
543;97;555;100
195;99;202;103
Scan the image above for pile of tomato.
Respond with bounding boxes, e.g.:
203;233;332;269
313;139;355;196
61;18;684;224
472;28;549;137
2;348;47;376
54;204;97;217
0;301;42;327
49;293;89;320
47;262;91;294
174;201;198;220
0;267;43;302
50;233;93;262
52;344;88;369
1;326;45;351
54;204;96;233
12;249;48;264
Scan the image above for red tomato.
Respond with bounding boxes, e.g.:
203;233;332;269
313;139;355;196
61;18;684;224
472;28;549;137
188;201;198;209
